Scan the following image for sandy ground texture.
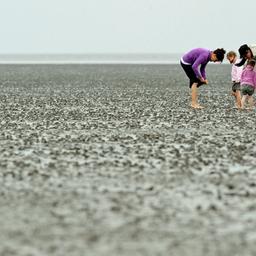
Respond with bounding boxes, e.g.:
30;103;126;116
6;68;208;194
0;64;256;256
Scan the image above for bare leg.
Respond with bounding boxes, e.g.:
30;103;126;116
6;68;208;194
235;90;242;109
248;96;254;109
241;95;247;109
191;83;203;109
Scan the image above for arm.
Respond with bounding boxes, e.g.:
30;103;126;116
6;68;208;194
240;70;245;83
192;54;208;79
231;65;237;82
200;63;207;79
235;66;243;82
254;72;256;87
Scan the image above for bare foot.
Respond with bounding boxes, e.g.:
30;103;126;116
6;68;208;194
191;104;204;109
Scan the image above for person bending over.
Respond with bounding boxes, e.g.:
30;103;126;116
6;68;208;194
180;47;226;109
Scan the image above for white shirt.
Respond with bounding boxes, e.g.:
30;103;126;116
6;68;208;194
231;58;243;83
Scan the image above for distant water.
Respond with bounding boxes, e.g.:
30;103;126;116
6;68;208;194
0;53;182;64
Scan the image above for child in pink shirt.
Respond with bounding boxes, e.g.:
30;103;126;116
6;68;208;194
240;60;256;109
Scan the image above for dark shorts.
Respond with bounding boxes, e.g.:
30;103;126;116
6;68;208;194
241;84;255;96
180;61;204;88
232;82;241;92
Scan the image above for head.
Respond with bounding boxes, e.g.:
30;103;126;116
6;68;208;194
210;48;226;62
226;51;237;64
236;44;254;67
238;44;253;59
247;59;255;68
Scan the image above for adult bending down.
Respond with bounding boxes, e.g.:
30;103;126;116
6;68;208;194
180;48;226;109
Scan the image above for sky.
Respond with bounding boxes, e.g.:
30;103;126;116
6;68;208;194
1;0;256;54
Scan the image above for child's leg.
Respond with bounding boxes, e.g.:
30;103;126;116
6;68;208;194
191;83;203;108
241;95;247;109
235;90;242;108
248;95;254;109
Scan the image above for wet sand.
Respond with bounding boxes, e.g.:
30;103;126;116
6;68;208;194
0;64;256;256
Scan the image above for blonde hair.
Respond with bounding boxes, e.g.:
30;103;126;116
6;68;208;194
226;51;237;58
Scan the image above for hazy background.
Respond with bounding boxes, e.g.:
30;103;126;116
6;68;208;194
0;0;255;56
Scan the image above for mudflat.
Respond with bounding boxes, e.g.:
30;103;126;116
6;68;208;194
0;64;256;256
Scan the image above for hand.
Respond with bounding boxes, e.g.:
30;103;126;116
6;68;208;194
199;77;208;84
204;79;209;84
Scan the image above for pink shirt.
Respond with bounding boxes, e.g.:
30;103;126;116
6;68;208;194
240;65;256;88
231;58;243;83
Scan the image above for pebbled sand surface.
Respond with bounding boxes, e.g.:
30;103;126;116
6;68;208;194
0;64;256;256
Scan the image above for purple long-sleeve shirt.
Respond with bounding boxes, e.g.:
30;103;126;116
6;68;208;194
181;48;211;79
240;65;256;87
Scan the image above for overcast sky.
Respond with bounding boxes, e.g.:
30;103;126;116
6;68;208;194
1;0;255;54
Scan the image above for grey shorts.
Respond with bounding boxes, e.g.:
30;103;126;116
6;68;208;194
241;84;255;96
232;82;240;92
